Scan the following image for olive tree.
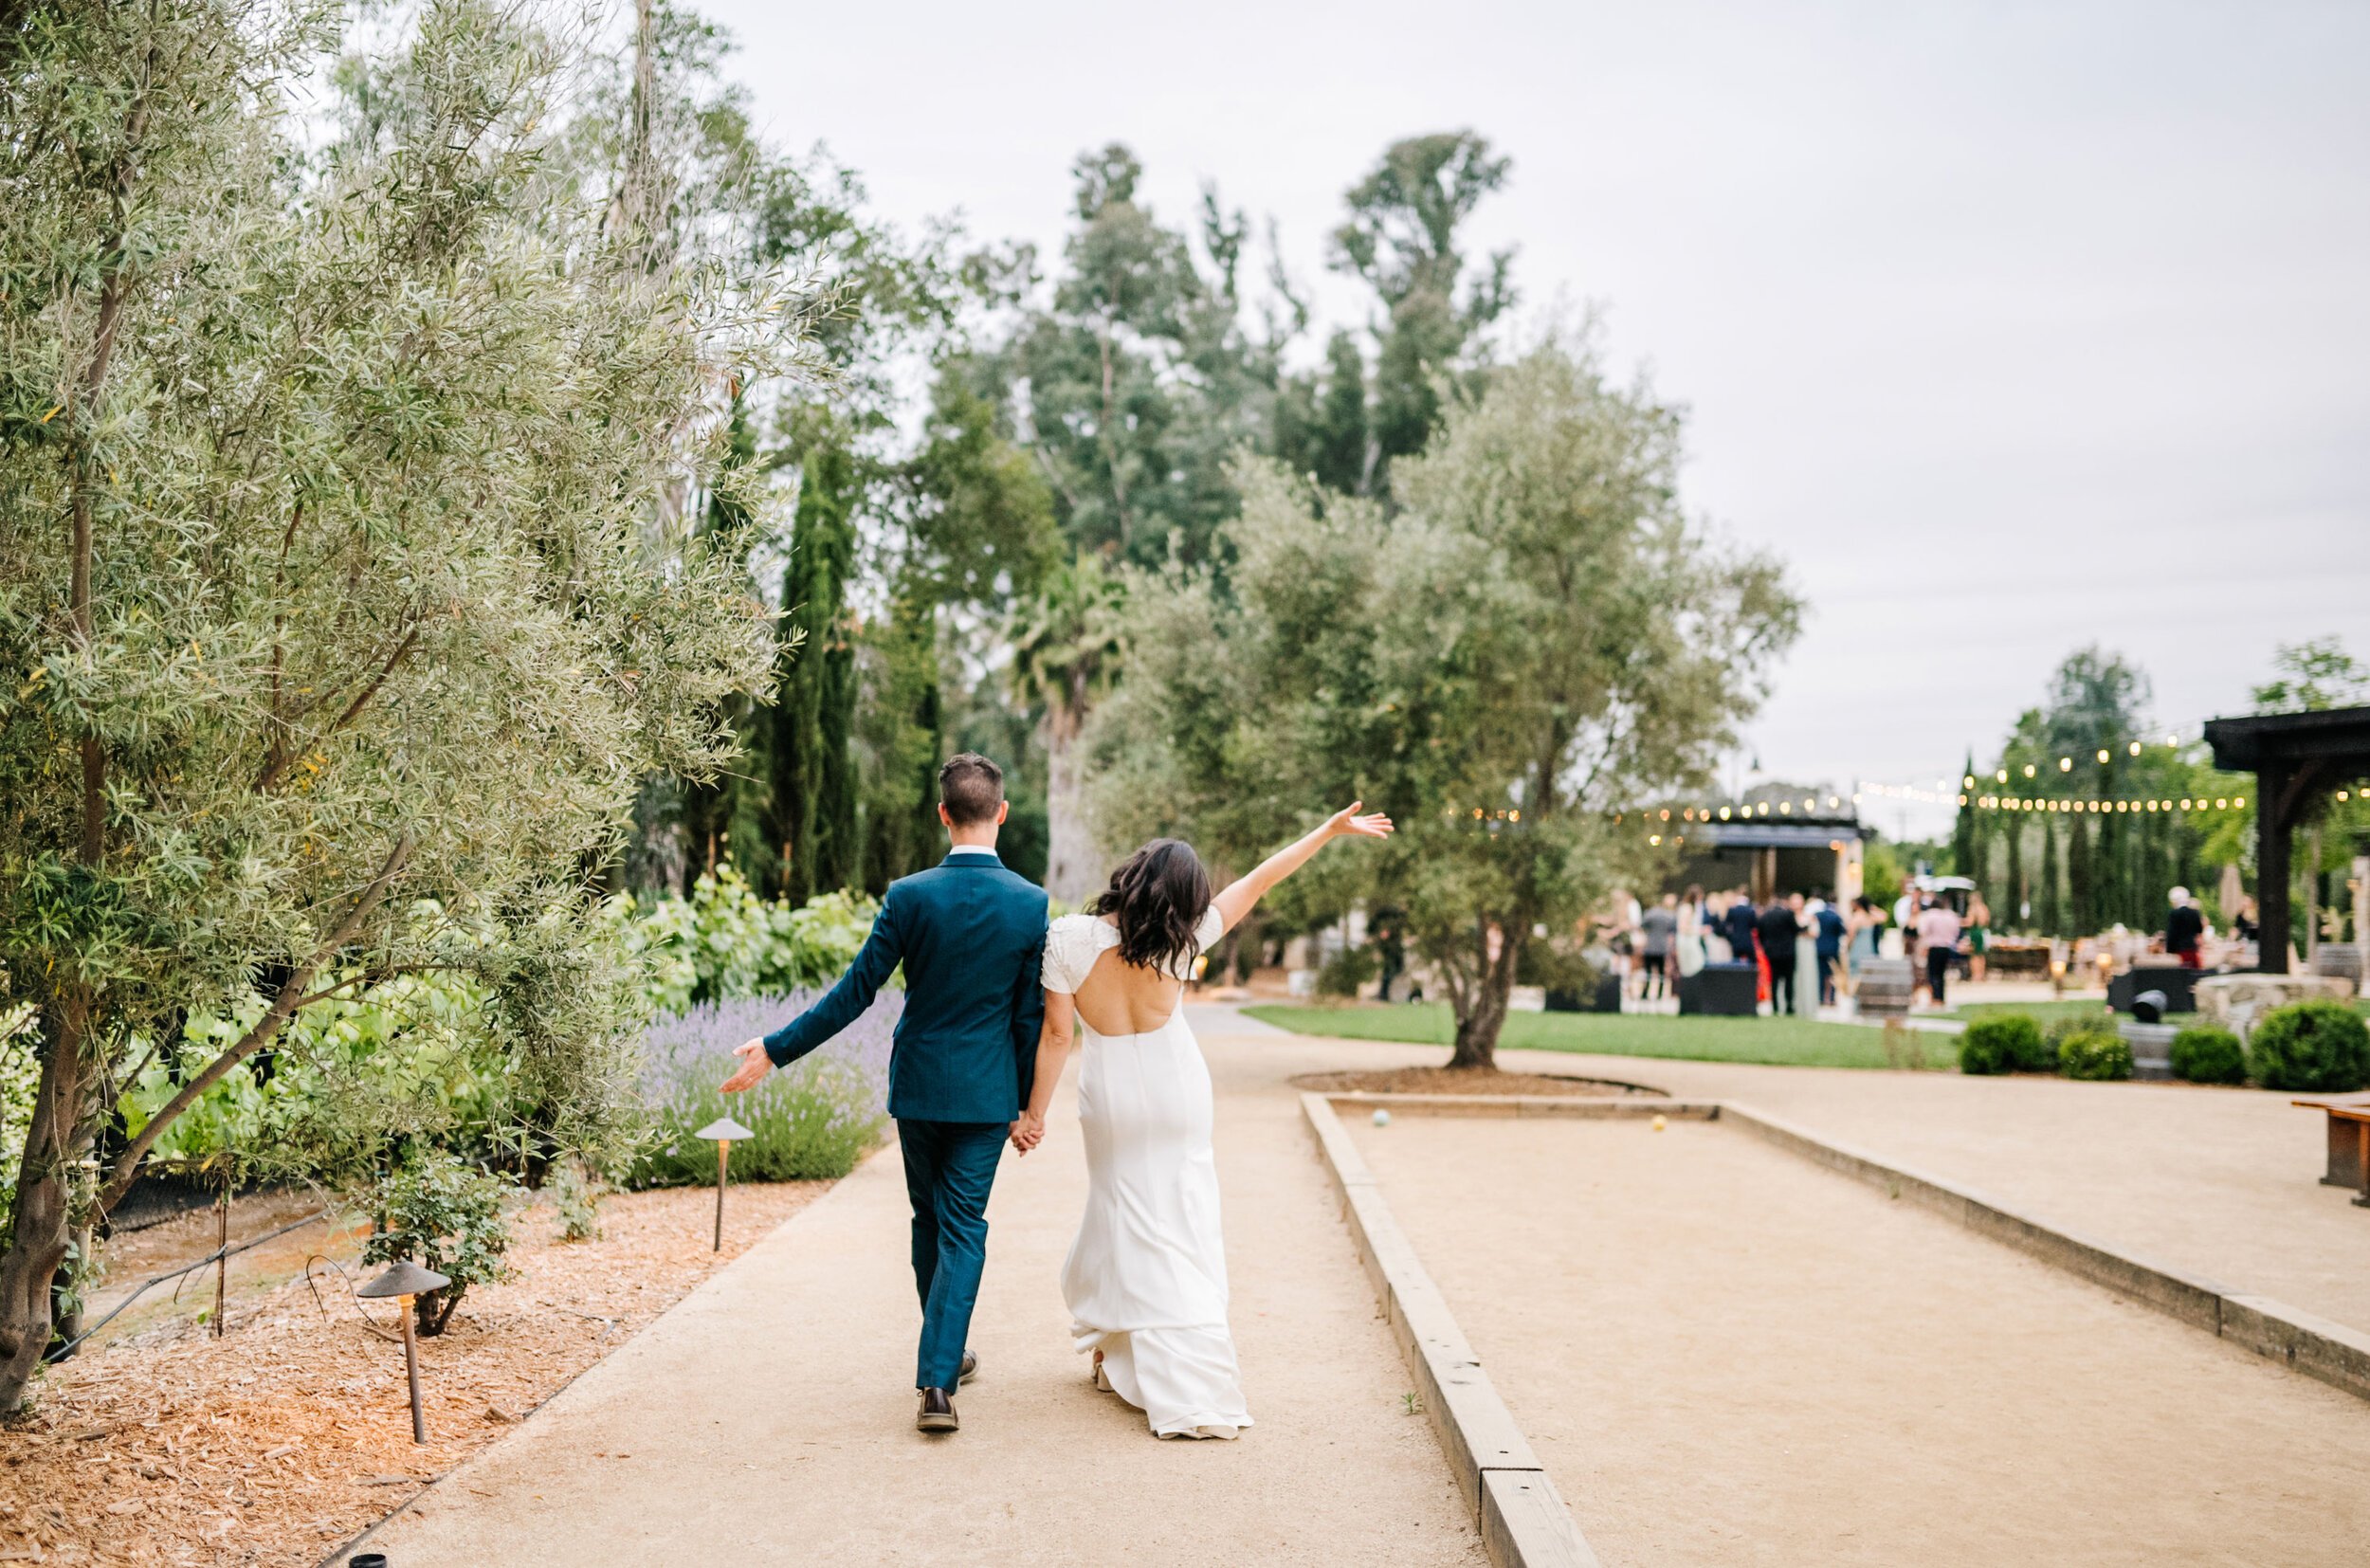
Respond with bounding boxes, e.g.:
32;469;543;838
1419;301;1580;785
0;0;813;1408
1102;338;1798;1067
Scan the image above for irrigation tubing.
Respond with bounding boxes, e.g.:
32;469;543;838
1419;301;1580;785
46;1208;328;1362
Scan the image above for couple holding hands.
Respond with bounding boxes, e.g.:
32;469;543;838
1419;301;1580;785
720;752;1391;1438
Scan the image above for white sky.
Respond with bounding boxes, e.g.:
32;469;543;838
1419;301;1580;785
701;0;2370;839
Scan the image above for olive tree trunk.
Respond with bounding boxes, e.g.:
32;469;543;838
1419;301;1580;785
1445;920;1522;1071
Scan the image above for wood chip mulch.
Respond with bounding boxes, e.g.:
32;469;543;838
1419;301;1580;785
4;1179;830;1567
1289;1066;1661;1096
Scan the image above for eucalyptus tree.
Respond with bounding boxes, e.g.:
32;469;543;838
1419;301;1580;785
0;0;813;1408
1324;131;1517;492
983;144;1284;570
1104;340;1797;1067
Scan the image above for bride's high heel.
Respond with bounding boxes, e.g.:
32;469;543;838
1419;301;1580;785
1092;1349;1113;1393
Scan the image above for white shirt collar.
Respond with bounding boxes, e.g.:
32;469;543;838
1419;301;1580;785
946;846;998;858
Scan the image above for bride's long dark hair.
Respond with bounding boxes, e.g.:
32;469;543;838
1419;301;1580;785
1089;838;1213;974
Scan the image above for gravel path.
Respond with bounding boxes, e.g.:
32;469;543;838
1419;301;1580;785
1493;1044;2370;1335
363;1011;1483;1566
1353;1111;2370;1567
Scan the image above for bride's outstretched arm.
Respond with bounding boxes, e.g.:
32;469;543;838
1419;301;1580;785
1012;991;1075;1153
1210;801;1394;935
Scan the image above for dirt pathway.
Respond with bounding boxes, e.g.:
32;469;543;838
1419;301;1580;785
1353;1111;2370;1567
1491;1043;2370;1334
361;1012;1482;1566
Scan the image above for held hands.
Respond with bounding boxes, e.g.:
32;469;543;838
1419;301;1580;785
1325;801;1395;841
1010;1110;1045;1155
720;1039;774;1095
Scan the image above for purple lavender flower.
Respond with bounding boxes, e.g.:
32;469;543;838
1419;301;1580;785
629;991;900;1186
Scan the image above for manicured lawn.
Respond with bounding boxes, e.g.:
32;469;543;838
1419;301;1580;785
1946;998;2117;1026
1241;1002;1960;1071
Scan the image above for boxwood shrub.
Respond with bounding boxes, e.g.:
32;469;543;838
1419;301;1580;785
2245;1000;2370;1093
2168;1023;2247;1085
2055;1028;2134;1082
1960;1014;2045;1076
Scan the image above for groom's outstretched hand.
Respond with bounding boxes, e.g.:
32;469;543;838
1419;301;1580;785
720;1039;773;1095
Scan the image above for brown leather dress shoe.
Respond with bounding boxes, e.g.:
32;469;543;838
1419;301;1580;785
958;1349;978;1385
916;1387;958;1432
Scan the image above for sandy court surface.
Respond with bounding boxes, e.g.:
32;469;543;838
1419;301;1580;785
1350;1111;2370;1567
366;1012;1482;1567
1486;1044;2370;1334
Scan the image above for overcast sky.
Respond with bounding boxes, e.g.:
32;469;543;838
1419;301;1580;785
702;0;2368;838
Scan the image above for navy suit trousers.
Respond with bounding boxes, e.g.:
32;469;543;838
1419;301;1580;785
899;1118;1007;1391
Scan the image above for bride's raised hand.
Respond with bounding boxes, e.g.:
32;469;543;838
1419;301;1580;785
1325;801;1395;840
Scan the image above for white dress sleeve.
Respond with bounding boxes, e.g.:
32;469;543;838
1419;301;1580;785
1041;915;1097;995
1194;905;1226;957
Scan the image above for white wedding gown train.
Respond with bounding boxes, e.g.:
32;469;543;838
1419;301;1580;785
1045;910;1252;1439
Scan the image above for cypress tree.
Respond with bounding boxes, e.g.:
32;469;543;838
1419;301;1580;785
2068;811;2094;935
772;437;861;902
680;399;766;891
2003;817;2024;933
1950;750;1979;879
2039;813;2063;936
2094;755;2124;929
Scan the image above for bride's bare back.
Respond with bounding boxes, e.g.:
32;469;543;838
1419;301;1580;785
1071;918;1189;1035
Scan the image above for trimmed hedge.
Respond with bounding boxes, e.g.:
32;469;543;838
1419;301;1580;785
2056;1028;2134;1082
2246;1000;2370;1093
1960;1014;2046;1076
2169;1024;2247;1085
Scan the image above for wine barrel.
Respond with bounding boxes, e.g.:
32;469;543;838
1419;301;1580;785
1856;957;1915;1017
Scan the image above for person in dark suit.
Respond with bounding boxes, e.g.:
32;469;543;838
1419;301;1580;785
1757;893;1805;1014
721;754;1047;1434
1812;897;1848;1005
1721;886;1760;966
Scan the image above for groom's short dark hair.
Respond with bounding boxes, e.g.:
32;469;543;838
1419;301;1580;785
939;753;1005;826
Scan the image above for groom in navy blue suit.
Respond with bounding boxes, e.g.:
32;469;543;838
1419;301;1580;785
722;753;1047;1433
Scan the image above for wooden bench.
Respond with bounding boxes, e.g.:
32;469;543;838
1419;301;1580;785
2295;1098;2370;1207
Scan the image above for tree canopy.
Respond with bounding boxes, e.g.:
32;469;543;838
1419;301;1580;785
1099;338;1798;1065
0;0;818;1410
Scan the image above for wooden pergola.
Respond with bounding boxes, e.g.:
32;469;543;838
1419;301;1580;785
2201;703;2370;973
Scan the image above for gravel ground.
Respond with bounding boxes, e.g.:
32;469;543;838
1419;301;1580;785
1352;1112;2370;1567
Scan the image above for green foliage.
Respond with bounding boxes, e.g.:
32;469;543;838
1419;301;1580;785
1515;942;1601;1000
358;1152;520;1336
1009;550;1130;903
1097;336;1800;1067
1331;132;1516;478
2251;635;2368;713
0;0;818;1401
1960;1014;2049;1076
1316;943;1381;999
1243;1004;1943;1072
614;871;878;1014
551;1161;601;1244
2055;1029;2135;1082
2169;1024;2247;1086
2245;1001;2370;1093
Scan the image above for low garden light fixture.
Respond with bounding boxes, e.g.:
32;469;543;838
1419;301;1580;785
357;1259;451;1445
697;1116;756;1253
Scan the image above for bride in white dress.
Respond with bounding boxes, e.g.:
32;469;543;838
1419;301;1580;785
1012;803;1393;1439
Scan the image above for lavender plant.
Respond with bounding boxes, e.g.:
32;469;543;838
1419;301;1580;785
628;993;897;1187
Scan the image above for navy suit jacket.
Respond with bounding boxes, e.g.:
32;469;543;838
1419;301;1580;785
762;851;1048;1124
